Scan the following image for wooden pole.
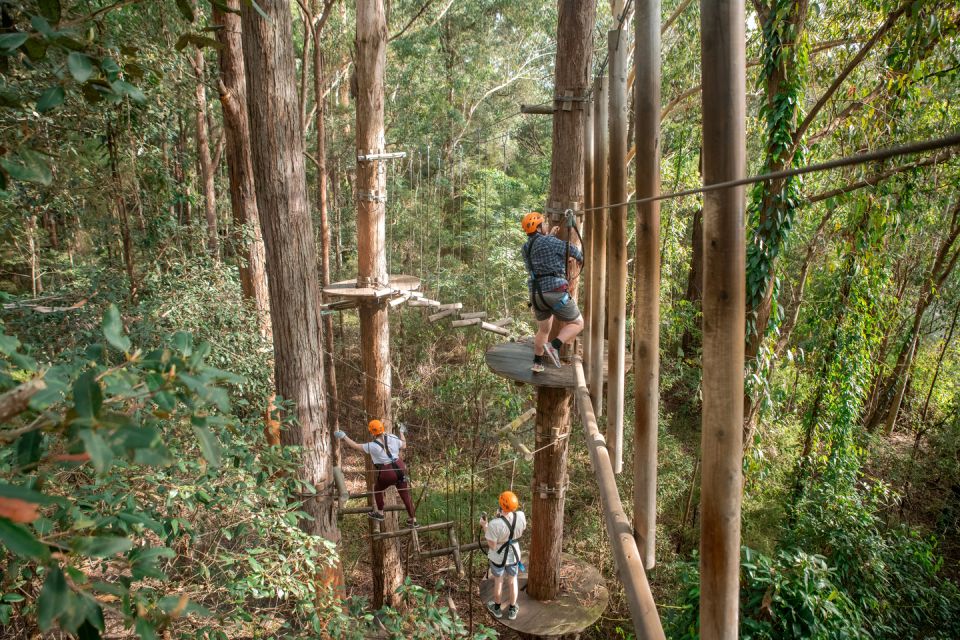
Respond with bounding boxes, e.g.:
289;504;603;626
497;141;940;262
606;20;629;474
527;0;596;603
699;0;745;635
582;99;594;381
588;76;609;416
633;0;661;570
356;0;403;608
574;362;665;639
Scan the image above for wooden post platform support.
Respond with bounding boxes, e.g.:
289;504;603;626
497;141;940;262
356;0;402;609
606;16;630;475
582;98;594;382
588;75;608;417
699;0;746;637
526;0;596;604
633;0;662;571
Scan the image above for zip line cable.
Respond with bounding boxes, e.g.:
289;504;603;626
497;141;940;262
582;132;960;213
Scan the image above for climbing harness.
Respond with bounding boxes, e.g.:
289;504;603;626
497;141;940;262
371;435;408;484
491;512;524;572
522;209;584;314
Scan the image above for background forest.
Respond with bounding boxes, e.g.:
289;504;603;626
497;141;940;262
0;0;959;638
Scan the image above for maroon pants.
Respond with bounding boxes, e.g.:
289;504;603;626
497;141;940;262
374;460;416;519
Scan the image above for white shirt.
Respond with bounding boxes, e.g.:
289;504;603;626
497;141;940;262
361;434;404;465
485;511;526;565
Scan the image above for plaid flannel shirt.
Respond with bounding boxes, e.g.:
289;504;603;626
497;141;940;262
522;233;583;296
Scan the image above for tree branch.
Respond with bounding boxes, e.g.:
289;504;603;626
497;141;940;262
389;0;435;42
805;149;957;204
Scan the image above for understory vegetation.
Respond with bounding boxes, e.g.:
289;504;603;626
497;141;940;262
1;0;959;638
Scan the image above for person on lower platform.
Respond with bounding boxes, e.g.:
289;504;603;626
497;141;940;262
335;419;418;528
520;212;584;373
482;490;527;621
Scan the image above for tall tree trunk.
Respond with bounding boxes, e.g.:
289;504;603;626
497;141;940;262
107;124;137;297
313;9;341;461
680;207;703;356
240;0;339;572
356;0;403;608
213;0;271;337
175;113;190;226
527;0;595;603
192;47;220;259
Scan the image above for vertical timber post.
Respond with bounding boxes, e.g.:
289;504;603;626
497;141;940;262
582;100;594;380
588;76;608;416
606;7;629;474
699;0;746;636
356;0;403;608
527;0;596;604
633;0;661;570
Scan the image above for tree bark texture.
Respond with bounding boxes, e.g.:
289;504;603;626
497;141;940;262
527;0;595;603
606;26;629;475
582;101;594;381
699;0;746;636
240;0;338;553
192;47;220;259
633;0;662;571
213;0;271;337
356;0;403;608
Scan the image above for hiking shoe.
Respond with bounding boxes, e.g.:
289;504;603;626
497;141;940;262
367;511;385;522
486;601;502;619
543;343;562;368
407;518;419;528
530;361;545;373
507;605;519;620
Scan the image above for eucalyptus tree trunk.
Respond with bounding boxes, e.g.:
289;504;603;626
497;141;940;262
312;0;340;461
240;0;339;564
356;0;403;608
191;47;219;259
527;0;595;603
213;0;271;337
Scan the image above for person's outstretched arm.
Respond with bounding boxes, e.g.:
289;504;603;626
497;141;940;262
334;431;365;453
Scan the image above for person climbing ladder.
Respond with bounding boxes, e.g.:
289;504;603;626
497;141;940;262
335;419;418;527
520;211;584;373
481;490;527;621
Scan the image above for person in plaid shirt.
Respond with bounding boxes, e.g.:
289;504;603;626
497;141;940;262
520;212;584;372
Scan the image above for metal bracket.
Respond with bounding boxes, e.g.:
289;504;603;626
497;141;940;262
357;150;407;162
554;89;590;111
356;190;388;203
545;204;581;223
536;482;568;499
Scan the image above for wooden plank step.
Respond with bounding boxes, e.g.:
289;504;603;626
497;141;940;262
451;318;481;328
437;302;463;311
429;308;458;322
481;321;510;336
460;311;487;320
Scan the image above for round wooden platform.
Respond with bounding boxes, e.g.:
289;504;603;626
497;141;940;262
323;274;421;298
479;553;608;638
485;339;630;389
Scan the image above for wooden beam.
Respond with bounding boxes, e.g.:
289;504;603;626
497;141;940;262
497;407;537;433
437;302;463;311
451;318;481;328
490;317;513;327
480;321;510;336
429;308;458;322
372;520;455;540
699;0;746;635
332;466;349;509
521;104;556;114
418;539;484;559
588;75;608;417
582;96;594;382
606;26;629;473
573;362;665;639
633;0;662;570
339;504;407;516
459;311;488;320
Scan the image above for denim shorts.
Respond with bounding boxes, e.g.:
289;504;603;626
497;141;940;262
489;562;519;577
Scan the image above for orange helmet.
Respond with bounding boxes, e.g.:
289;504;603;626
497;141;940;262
368;419;385;436
498;490;519;513
521;212;544;234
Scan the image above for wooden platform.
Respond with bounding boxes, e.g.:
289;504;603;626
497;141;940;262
322;274;421;298
485;339;630;389
479;553;608;638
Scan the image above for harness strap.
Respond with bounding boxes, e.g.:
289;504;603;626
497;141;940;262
372;436;407;483
523;235;570;313
491;513;519;568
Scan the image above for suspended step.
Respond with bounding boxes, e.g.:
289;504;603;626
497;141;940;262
485;338;629;389
429;308;459;322
371;520;454;541
408;298;441;308
323;274;421;299
459;311;487;320
478;553;608;637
